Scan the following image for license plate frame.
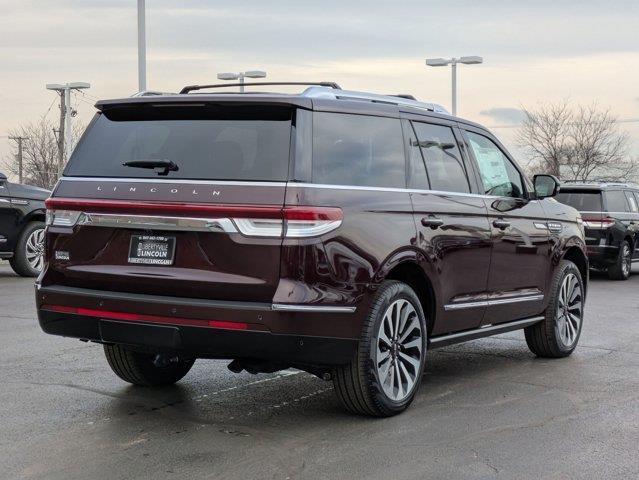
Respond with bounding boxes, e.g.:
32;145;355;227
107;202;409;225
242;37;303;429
128;234;176;266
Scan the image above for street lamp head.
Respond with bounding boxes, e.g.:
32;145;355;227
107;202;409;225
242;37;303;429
68;82;91;89
459;56;483;65
244;70;267;79
425;58;450;67
217;72;240;81
46;82;91;91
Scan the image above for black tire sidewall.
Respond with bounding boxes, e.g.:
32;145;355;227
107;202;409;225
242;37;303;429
365;282;427;414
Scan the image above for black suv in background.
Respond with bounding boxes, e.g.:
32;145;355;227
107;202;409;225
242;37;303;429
0;172;49;277
556;182;639;280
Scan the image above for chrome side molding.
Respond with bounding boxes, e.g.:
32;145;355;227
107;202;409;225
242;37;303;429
444;294;544;311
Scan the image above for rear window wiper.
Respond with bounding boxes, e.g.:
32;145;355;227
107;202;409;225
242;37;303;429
122;160;179;176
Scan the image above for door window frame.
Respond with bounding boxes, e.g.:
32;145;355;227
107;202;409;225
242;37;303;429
459;126;531;199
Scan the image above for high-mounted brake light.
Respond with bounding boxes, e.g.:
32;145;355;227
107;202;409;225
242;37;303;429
45;198;343;238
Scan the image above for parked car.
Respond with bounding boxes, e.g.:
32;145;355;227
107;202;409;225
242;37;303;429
556;181;639;280
0;172;49;277
36;83;588;416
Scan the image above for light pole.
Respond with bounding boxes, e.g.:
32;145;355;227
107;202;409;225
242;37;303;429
217;71;267;92
46;82;91;172
425;56;483;116
137;0;147;92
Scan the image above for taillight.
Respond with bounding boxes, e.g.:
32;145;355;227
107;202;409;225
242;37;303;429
45;198;343;238
582;215;615;229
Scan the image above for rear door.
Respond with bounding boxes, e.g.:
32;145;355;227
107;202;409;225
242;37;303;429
461;128;550;325
45;103;295;302
405;118;491;334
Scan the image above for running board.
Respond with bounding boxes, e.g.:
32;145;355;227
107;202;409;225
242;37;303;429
429;316;544;349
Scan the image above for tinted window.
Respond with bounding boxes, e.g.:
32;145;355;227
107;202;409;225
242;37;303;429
466;132;524;198
606;190;629;212
625;191;638;212
312;112;406;188
555;191;603;211
65;106;292;180
412;122;469;193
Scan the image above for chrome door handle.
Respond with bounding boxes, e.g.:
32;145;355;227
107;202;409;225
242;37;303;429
493;219;510;230
421;217;444;229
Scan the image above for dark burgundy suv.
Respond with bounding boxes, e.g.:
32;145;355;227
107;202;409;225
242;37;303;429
37;82;588;416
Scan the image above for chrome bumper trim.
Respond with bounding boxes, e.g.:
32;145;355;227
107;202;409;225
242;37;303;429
271;304;357;313
78;213;238;233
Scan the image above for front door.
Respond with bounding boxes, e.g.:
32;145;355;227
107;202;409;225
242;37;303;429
462;129;550;325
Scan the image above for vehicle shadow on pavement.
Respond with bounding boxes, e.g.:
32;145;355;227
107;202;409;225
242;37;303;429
97;336;545;429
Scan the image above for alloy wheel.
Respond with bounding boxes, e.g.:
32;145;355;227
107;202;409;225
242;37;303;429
556;273;583;348
25;228;45;272
375;299;423;402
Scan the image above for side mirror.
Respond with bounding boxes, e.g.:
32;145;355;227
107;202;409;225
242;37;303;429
0;172;7;185
533;174;560;199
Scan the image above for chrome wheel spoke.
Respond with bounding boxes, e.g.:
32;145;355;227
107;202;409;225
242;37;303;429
25;228;45;271
375;298;423;402
556;273;582;347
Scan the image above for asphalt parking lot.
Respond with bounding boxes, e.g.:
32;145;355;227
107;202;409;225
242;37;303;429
1;262;638;480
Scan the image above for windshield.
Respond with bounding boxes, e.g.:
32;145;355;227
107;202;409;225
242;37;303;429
556;190;602;212
65;105;293;181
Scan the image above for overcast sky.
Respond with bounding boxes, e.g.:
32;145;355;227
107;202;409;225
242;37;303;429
1;0;638;179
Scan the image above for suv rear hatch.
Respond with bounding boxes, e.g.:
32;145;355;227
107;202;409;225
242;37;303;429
556;188;608;245
44;101;295;302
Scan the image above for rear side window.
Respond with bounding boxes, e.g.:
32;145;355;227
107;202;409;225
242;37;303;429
65;105;293;181
555;191;602;212
312;112;406;188
605;190;629;212
411;122;469;193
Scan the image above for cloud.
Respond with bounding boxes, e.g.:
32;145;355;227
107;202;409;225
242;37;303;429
479;107;527;124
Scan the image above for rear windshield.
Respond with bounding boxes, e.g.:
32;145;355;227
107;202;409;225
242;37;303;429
65;105;293;181
556;190;602;212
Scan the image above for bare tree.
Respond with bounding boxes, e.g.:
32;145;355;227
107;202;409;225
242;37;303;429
564;105;633;181
517;102;636;182
3;120;85;189
517;102;572;177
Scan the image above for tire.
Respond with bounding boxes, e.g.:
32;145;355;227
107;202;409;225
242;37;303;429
104;344;194;386
525;260;584;358
607;240;632;280
332;281;427;417
9;221;45;277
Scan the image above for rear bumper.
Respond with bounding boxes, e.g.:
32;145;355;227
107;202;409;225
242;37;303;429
586;245;619;267
35;284;360;365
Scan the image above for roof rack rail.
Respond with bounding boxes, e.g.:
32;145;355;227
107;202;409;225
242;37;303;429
561;178;631;185
179;81;341;94
301;86;449;114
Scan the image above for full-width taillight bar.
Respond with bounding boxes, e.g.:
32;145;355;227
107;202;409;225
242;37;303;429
45;198;343;238
581;215;615;229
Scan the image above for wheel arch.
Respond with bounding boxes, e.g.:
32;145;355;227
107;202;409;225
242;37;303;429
382;260;436;336
562;245;589;295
